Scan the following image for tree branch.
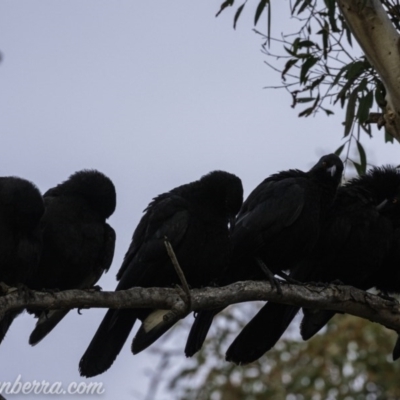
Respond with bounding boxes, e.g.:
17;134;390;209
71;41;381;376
1;281;400;334
338;0;400;140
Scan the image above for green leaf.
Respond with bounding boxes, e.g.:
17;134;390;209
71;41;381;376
216;0;235;17
352;160;364;176
332;63;350;87
356;140;367;173
296;97;316;103
326;0;340;32
334;143;346;156
344;89;358;137
343;20;353;46
254;0;269;25
298;106;314;117
322;107;334;116
233;2;246;29
385;129;394;143
310;75;325;90
356;90;373;124
298;95;319;117
291;0;304;14
297;0;311;15
346;60;367;80
300;56;318;84
357;77;368;92
281;58;298;81
283;46;297;57
297;40;315;48
322;21;329;59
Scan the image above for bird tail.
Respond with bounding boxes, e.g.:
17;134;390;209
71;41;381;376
131;308;187;354
185;308;223;357
0;310;21;344
29;309;70;346
226;302;299;365
300;308;336;340
79;309;137;377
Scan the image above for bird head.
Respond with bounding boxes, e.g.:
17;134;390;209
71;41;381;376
309;153;344;187
0;177;45;232
53;170;116;219
200;170;243;225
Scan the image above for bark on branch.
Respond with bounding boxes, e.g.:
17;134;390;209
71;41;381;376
1;281;400;334
338;0;400;140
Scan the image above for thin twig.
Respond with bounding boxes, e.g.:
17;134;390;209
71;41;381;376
164;237;192;310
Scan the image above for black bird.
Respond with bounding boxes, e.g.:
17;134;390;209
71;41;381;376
27;170;116;345
185;154;343;358
225;166;400;365
79;170;243;378
0;176;44;343
300;167;400;341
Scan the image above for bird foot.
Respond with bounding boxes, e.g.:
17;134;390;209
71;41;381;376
378;291;397;302
86;285;103;292
0;282;16;296
255;258;282;295
15;283;35;301
277;271;302;285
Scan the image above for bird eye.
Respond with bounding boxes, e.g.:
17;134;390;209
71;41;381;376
393;198;398;204
322;161;327;167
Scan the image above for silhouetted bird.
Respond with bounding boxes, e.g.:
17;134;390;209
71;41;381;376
185;154;343;358
27;170;116;345
79;170;243;377
300;167;400;341
0;176;44;343
225;166;400;365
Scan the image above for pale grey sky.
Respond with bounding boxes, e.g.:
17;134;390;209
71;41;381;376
0;1;399;399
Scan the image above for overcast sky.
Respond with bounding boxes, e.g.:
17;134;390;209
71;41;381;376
1;1;399;399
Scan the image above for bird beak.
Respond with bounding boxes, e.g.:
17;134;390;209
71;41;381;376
376;198;388;211
327;165;337;177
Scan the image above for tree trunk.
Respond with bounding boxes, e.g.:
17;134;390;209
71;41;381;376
338;0;400;140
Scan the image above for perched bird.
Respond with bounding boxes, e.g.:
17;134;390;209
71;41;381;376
185;154;343;358
225;166;400;365
300;167;400;341
0;176;44;343
79;170;243;378
27;169;116;345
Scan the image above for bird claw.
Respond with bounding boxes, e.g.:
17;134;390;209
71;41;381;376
0;282;15;296
86;285;103;292
378;291;397;303
16;284;35;301
256;258;282;295
277;271;302;285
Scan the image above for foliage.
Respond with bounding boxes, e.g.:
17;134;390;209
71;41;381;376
160;304;400;400
215;0;400;174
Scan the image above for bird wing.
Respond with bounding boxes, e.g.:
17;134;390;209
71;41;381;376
233;178;305;246
116;194;190;288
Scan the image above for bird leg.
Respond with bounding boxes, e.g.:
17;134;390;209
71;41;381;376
276;271;302;285
255;258;282;295
164;237;192;312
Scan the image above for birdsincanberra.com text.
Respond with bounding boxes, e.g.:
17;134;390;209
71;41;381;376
0;375;105;396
